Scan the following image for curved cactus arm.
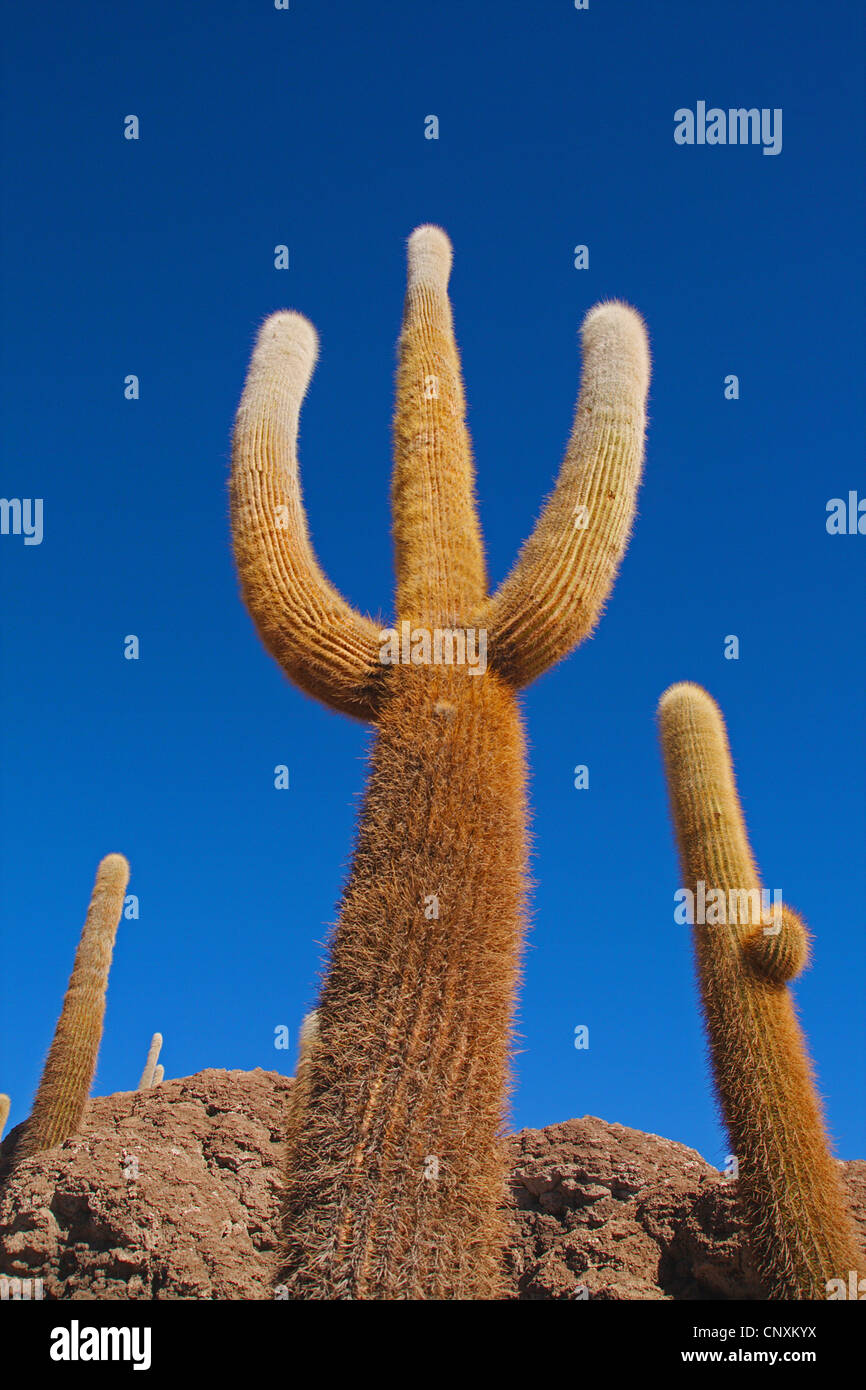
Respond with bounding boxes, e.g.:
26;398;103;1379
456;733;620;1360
391;226;487;625
657;682;862;1298
137;1032;163;1090
483;302;650;689
14;854;130;1161
231;312;385;721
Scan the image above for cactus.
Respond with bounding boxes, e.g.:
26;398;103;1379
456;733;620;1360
13;854;129;1162
231;226;650;1298
297;1010;319;1069
0;1096;9;1141
657;682;861;1298
152;1065;165;1085
137;1032;163;1090
284;1010;320;1151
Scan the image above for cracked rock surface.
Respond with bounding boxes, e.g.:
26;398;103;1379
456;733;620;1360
1;1069;862;1300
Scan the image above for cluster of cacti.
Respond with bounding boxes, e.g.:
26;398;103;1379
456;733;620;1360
5;226;856;1307
137;1033;163;1090
10;854;129;1164
231;225;650;1298
657;683;861;1297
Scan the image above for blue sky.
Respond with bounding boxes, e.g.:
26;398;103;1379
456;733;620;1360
2;0;863;1166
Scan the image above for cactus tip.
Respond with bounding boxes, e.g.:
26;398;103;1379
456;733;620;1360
407;224;453;290
581;299;651;391
255;310;319;377
658;680;720;719
98;853;131;885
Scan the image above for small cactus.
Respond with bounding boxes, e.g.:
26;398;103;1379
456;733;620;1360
152;1065;165;1085
284;1010;320;1150
137;1033;163;1090
13;854;129;1161
0;1095;9;1141
657;682;862;1298
297;1009;320;1068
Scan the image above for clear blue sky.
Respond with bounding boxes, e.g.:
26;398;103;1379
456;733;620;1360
2;1;863;1166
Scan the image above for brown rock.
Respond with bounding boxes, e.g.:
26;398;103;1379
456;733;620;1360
0;1069;862;1300
0;1069;291;1300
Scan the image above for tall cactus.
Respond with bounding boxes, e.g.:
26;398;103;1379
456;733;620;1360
657;682;861;1298
13;854;129;1162
137;1032;163;1090
231;226;650;1298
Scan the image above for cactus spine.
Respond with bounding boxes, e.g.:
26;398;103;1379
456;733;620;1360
658;682;861;1298
137;1033;163;1090
231;226;649;1298
14;854;129;1161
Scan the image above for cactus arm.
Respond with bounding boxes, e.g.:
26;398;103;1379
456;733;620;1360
657;683;861;1298
0;1095;9;1140
483;302;650;688
230;313;385;721
152;1065;164;1085
137;1032;162;1090
743;905;810;984
391;226;487;625
14;854;129;1161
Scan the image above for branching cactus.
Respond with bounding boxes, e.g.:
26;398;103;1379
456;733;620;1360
137;1032;163;1090
13;854;129;1162
231;226;650;1298
658;682;861;1298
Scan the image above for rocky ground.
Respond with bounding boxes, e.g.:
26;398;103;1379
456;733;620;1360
1;1068;863;1300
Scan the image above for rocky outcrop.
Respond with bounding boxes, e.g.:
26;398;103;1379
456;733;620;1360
1;1069;862;1300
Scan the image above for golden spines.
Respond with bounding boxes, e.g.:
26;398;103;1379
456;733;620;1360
658;683;861;1298
391;225;487;624
230;312;384;721
230;228;650;1298
15;854;129;1161
483;301;650;687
